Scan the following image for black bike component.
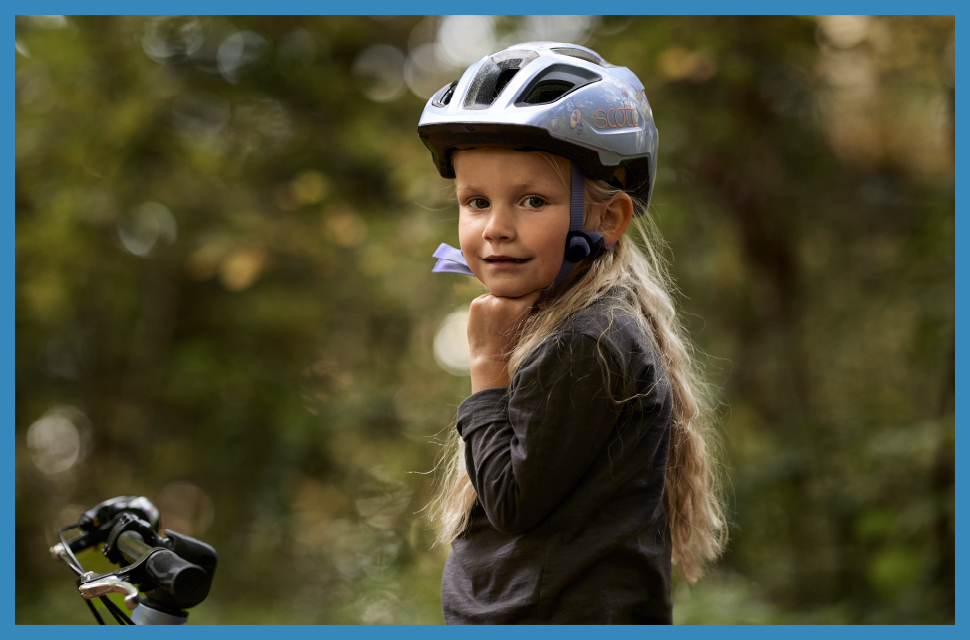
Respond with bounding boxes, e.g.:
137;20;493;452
145;550;210;608
111;528;212;607
54;496;216;624
75;533;211;611
103;513;163;565
65;530;98;555
58;497;161;563
136;596;189;620
139;529;218;614
162;529;218;575
85;599;105;625
79;496;160;532
99;595;133;625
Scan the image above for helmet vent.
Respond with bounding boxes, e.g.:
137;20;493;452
432;79;459;108
520;80;575;105
463;49;539;110
492;68;520;101
514;64;602;107
551;47;611;67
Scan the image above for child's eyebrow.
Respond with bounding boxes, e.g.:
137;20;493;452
510;180;563;192
457;179;566;194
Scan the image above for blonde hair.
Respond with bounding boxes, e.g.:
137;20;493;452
427;171;727;583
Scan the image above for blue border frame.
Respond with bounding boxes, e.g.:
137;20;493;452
9;0;963;635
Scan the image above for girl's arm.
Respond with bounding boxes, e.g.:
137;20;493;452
456;331;632;535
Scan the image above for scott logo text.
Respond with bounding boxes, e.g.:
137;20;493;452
594;106;637;129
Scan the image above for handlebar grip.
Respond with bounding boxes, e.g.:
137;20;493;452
116;531;211;607
144;549;211;608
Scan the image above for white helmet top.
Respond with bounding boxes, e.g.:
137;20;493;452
417;41;658;205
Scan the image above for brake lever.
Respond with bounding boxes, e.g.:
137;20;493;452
75;544;167;608
77;572;141;610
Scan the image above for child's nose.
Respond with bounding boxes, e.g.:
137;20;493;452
482;206;515;241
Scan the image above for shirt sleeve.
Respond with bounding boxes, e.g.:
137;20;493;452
455;332;623;535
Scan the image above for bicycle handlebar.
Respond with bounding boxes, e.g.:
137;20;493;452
116;531;211;608
51;495;217;624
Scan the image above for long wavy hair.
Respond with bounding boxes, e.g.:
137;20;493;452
426;162;727;583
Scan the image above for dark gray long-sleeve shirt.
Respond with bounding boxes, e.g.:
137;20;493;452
442;296;674;624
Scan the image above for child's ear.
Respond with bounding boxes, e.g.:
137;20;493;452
598;192;634;245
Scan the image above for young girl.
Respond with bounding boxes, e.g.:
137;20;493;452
418;42;726;624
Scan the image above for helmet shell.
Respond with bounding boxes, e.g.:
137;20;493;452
417;42;658;204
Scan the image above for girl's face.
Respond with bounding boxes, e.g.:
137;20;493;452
455;148;571;298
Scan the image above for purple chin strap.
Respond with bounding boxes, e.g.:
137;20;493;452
431;162;615;300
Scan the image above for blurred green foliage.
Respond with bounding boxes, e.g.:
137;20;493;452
15;15;953;624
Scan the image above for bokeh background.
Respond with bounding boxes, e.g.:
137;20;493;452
15;15;954;624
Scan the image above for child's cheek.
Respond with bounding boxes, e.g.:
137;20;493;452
457;220;482;280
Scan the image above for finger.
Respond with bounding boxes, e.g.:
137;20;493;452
469;293;493;312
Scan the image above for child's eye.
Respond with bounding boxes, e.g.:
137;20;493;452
467;197;490;210
523;196;546;208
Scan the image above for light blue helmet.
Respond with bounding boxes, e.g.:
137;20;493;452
417;42;658;206
420;42;659;295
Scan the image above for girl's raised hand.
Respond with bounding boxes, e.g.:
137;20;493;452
467;290;541;393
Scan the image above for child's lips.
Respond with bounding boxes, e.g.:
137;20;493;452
483;256;531;267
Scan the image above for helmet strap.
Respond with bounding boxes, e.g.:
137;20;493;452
537;162;614;302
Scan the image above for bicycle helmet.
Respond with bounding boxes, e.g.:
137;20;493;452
420;42;658;295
